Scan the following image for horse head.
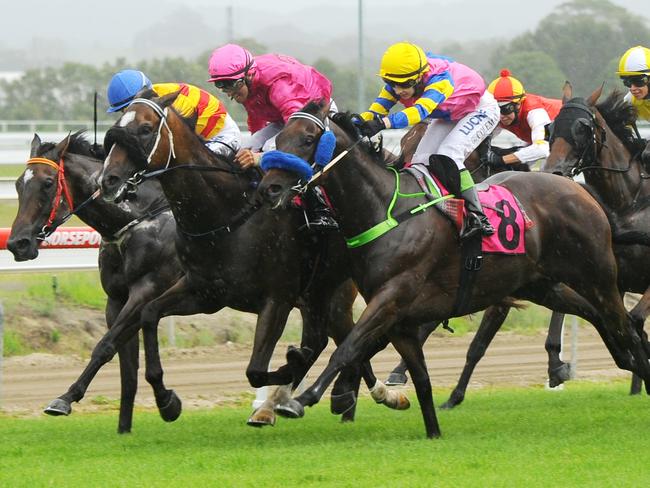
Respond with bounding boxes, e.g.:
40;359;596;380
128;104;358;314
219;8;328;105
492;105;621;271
543;83;606;177
7;132;97;260
259;100;373;210
101;89;180;203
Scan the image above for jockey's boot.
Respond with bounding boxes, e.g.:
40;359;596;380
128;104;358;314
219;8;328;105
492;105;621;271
305;186;339;231
460;186;495;239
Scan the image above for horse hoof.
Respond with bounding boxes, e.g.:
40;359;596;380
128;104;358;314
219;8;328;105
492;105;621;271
44;398;72;416
382;391;411;411
247;407;276;427
330;391;357;415
440;391;463;410
275;398;304;419
385;372;408;386
548;364;572;388
157;390;182;422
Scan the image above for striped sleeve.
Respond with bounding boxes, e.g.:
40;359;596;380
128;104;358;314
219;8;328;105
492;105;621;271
388;72;455;129
360;86;398;121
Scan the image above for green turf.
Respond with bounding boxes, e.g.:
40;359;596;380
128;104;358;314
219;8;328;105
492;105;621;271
0;164;23;177
0;382;647;487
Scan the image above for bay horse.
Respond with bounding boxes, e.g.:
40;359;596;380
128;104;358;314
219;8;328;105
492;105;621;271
7;132;182;433
542;84;650;393
257;100;650;438
386;126;572;409
95;91;407;426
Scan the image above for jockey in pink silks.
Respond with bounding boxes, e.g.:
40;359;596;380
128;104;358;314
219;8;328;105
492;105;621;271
207;43;335;169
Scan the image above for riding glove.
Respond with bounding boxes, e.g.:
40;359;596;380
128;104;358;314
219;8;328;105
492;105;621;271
485;149;506;168
359;116;386;138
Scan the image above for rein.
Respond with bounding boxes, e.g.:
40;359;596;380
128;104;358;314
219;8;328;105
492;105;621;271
25;156;99;240
111;97;261;238
274;111;453;248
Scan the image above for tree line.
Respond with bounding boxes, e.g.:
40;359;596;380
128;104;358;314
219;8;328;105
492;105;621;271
0;0;647;126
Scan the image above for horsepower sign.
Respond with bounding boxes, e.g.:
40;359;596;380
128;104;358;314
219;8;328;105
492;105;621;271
0;227;101;250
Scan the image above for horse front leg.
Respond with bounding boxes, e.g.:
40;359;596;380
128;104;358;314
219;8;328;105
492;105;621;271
105;297;139;434
441;304;510;409
246;299;294;388
139;276;222;422
625;292;650;395
292;289;400;415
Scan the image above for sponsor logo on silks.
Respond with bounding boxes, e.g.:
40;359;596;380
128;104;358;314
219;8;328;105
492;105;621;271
42;230;102;248
459;110;490;136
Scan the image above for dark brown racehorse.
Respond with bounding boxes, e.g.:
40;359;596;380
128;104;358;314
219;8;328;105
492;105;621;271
96;91;407;426
257;100;650;438
385;126;573;408
542;85;650;393
7;132;182;433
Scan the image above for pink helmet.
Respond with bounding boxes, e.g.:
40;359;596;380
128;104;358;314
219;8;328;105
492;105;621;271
207;44;256;82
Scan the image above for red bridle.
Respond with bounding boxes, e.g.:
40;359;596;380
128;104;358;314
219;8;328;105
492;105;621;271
25;157;75;238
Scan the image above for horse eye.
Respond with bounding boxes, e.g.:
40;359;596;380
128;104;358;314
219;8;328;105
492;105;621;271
303;135;315;146
42;178;54;189
138;125;153;136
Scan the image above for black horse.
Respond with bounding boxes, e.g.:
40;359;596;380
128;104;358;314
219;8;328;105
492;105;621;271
7;132;182;433
257;100;650;438
543;84;650;393
92;91;408;426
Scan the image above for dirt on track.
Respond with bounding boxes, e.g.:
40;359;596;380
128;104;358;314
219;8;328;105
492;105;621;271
1;325;628;416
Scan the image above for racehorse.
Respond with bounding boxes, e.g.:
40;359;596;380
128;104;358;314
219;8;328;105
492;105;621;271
542;84;650;393
385;126;573;408
7;132;182;433
96;90;408;426
257;100;650;438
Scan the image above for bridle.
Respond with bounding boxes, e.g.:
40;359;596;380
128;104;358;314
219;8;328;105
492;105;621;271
547;100;608;177
25;156;99;240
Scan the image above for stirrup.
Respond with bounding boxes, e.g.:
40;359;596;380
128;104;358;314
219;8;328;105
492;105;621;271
461;214;494;239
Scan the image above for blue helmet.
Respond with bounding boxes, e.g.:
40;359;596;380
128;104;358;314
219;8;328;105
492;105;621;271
106;69;153;113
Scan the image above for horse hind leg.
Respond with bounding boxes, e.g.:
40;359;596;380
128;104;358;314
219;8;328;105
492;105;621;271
389;324;441;439
546;311;572;388
441;304;510;409
386;320;440;386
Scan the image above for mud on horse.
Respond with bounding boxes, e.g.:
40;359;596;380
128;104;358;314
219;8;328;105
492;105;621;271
543;83;650;394
7;132;182;433
95;90;408;426
257;100;650;438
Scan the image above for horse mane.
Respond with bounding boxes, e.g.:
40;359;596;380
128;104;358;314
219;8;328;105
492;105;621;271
40;130;105;161
298;100;386;165
596;90;640;155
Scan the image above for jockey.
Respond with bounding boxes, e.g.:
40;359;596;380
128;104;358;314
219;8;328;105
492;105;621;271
207;44;335;168
207;44;338;230
358;42;499;238
617;45;650;166
106;69;242;159
486;69;562;167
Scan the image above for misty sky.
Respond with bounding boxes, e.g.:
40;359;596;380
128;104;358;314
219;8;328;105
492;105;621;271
1;0;645;69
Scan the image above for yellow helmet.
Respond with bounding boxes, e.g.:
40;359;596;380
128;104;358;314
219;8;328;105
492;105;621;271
616;45;650;76
487;69;526;103
378;42;430;83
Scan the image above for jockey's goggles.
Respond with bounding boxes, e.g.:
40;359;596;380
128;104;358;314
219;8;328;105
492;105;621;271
213;78;245;91
621;75;649;88
382;77;418;89
499;102;519;115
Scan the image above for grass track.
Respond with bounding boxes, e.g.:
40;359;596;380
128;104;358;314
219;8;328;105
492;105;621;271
1;381;648;487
